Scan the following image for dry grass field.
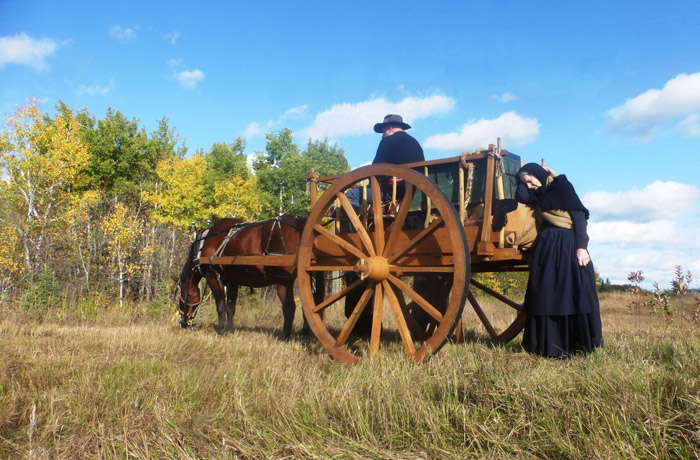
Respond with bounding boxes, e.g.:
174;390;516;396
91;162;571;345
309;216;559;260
1;290;699;459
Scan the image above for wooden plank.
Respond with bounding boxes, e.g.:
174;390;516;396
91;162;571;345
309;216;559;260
198;255;296;266
312;227;523;261
390;266;455;273
388;216;444;263
313;155;494;184
312;256;456;268
480;155;495;245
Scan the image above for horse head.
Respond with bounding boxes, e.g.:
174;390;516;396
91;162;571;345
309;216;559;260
174;240;203;328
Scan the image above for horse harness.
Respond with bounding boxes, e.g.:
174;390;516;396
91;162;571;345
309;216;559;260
190;216;302;296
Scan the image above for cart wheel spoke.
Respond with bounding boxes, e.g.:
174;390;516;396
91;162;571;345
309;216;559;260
312;224;366;260
383;280;417;355
467;289;498;339
383;183;413;258
336;285;374;347
387;274;443;322
312;277;366;314
369;283;383;357
387;216;444;264
466;281;526;343
336;192;376;257
388;281;430;341
370;176;385;256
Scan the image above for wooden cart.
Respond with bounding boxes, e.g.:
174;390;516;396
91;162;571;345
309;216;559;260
296;142;529;365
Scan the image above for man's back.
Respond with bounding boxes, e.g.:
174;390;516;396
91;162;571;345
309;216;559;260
372;131;424;165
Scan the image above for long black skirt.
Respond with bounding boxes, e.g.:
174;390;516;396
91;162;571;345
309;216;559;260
522;226;603;358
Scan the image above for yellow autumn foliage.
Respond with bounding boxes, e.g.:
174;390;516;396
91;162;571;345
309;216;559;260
146;153;262;229
209;175;262;222
0;225;20;291
145;154;208;230
0;99;91;275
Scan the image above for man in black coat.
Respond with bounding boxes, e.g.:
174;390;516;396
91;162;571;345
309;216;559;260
347;114;424;208
371;114;425;165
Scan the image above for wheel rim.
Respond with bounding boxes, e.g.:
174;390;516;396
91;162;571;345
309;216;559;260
297;164;470;364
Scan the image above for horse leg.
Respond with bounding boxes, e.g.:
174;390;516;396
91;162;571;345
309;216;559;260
303;271;325;337
277;283;295;341
226;284;238;333
215;292;229;334
205;274;227;335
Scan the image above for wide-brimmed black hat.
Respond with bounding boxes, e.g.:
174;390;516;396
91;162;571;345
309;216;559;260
373;114;412;133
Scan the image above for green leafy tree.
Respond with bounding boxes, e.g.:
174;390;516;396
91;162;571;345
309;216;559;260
80;108;162;205
201;139;255;210
302;138;350;178
253;129;305;217
254;131;350;218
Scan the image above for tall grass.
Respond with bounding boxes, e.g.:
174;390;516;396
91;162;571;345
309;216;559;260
1;292;699;459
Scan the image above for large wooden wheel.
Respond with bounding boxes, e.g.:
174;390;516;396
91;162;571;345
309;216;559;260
297;164;470;365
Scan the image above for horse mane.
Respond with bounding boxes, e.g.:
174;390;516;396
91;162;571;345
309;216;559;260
179;239;197;282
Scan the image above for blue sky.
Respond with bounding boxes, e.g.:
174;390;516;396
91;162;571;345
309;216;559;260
2;1;700;288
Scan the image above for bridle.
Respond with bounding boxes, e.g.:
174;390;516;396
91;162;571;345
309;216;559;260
175;278;200;321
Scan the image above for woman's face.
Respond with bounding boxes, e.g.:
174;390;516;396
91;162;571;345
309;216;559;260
521;173;542;190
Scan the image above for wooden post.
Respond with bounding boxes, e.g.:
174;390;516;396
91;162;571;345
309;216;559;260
478;154;495;256
495;141;506;248
459;164;465;224
335;198;340;233
308;169;318;208
361;179;368;230
424;166;431;228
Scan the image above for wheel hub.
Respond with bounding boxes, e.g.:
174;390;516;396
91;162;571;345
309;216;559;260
353;256;389;282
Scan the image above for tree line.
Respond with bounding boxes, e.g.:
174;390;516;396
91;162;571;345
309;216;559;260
0;100;350;308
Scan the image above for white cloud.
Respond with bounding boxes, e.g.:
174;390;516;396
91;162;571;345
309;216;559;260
76;79;115;96
492;92;519;103
164;31;180;45
584;180;700;288
0;33;58;71
242;105;308;139
678;113;700;139
605;72;700;140
301;95;455;140
177;69;205;89
423;111;539;151
109;25;137;42
244;122;263;138
583;181;700;222
279;105;308;121
588;220;693;248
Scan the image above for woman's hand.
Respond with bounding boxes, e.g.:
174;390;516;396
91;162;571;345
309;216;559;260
577;248;591;266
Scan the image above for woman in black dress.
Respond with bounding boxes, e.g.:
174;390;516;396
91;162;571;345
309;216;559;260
516;163;603;358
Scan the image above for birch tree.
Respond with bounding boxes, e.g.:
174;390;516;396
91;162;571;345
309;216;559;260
0;100;90;280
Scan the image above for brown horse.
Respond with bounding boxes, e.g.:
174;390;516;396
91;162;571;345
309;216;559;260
174;215;323;339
